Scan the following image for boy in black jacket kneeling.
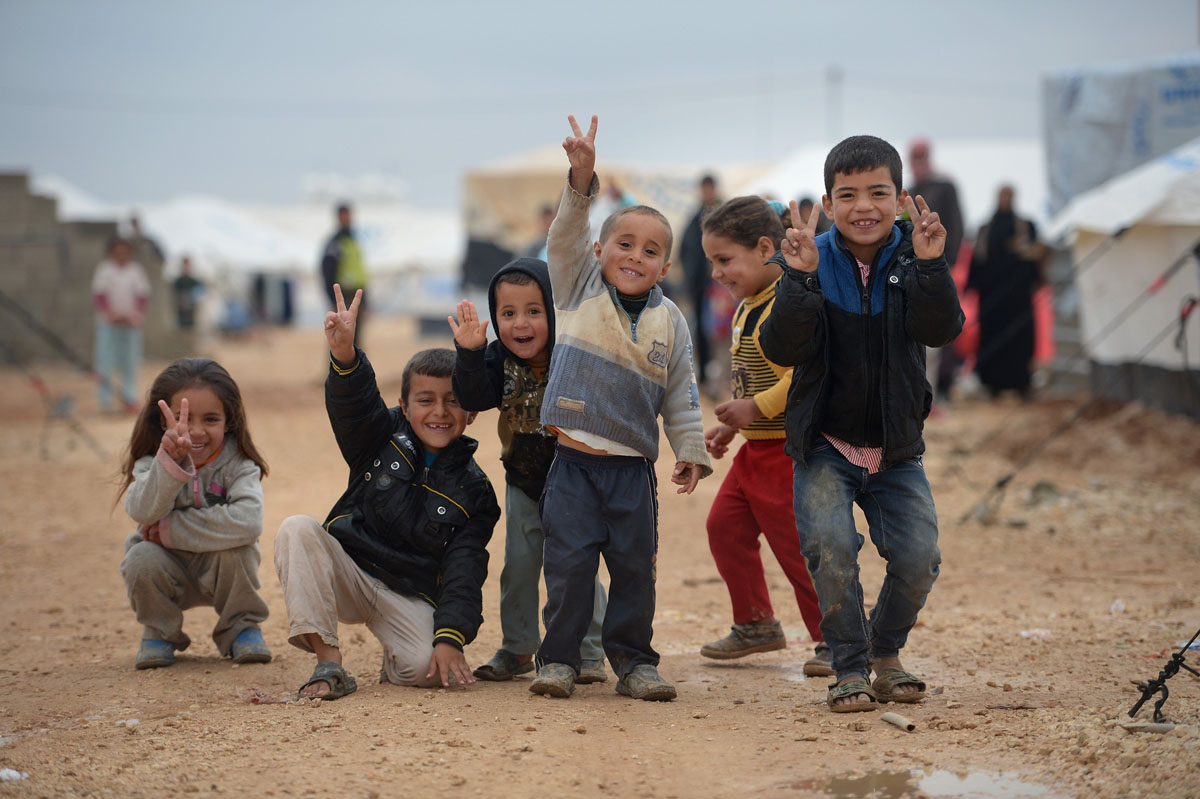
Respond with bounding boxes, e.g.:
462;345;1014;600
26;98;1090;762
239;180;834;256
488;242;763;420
275;285;500;700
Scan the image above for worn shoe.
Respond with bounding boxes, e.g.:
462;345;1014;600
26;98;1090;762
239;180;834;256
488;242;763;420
615;664;677;701
575;658;609;684
802;642;835;677
529;662;576;698
135;639;176;670
700;620;786;659
231;628;272;664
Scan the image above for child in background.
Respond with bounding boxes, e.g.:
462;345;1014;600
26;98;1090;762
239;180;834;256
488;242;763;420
532;115;711;702
697;197;830;677
118;358;272;669
448;258;609;684
274;286;500;700
760;136;963;712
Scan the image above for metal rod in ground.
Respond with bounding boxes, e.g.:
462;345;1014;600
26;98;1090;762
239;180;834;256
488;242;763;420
957;306;1194;525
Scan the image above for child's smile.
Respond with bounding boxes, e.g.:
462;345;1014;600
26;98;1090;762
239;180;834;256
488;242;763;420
162;385;227;464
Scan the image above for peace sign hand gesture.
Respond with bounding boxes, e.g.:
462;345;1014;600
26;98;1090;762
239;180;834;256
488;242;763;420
781;199;821;273
325;283;362;365
158;397;191;466
904;194;946;261
564;114;598;195
446;300;489;351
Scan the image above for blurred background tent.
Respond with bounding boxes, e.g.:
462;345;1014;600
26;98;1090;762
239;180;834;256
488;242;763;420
1048;136;1200;418
459;145;767;291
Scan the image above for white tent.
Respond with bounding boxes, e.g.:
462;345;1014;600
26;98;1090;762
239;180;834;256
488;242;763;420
740;138;1048;234
1047;137;1200;417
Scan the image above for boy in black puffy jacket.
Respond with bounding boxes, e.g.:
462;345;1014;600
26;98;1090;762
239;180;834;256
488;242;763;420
274;285;500;700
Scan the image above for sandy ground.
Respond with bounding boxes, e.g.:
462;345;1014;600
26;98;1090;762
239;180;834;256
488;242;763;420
1;317;1198;799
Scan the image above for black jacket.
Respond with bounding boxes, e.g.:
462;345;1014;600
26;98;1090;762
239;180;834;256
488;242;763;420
323;349;499;650
759;222;963;469
452;257;557;501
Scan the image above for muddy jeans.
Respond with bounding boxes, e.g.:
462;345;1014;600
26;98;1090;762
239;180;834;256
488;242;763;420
120;533;269;656
791;443;941;680
273;515;439;688
500;484;606;660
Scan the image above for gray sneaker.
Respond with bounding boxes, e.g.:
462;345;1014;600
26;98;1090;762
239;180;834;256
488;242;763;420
700;620;786;659
615;664;677;701
529;662;576;698
576;658;608;684
802;642;835;676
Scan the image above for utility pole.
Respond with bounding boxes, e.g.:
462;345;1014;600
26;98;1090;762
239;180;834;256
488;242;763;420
826;64;844;142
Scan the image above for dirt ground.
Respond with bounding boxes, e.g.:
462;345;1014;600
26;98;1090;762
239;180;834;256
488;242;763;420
1;317;1198;799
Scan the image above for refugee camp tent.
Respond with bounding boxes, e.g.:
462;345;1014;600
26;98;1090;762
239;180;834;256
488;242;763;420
1043;51;1200;216
1047;136;1200;418
460;146;766;290
33;176;463;325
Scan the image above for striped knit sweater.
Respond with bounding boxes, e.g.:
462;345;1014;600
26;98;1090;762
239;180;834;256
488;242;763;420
540;173;712;476
730;282;792;440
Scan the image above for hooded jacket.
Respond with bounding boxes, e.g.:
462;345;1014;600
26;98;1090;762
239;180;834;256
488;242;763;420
452;257;557;501
323;349;500;651
759;221;963;469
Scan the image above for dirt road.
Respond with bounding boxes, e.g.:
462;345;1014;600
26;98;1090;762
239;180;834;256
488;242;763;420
1;319;1197;798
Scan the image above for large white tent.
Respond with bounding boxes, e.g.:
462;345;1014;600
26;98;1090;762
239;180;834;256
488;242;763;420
1047;136;1200;417
32;175;464;324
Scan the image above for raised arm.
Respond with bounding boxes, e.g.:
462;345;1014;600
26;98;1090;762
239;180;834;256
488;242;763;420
547;114;606;310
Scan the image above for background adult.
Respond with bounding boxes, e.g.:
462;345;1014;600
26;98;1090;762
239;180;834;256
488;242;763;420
968;185;1045;398
91;235;150;413
679;175;721;390
320;202;368;340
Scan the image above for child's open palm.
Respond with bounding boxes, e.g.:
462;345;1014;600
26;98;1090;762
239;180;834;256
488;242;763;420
903;194;946;261
158;397;191;466
447;300;489;351
781;199;821;273
325;283;362;365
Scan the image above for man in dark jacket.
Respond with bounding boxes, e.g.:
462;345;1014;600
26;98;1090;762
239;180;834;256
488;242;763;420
274;285;500;700
760;136;962;713
679;174;721;388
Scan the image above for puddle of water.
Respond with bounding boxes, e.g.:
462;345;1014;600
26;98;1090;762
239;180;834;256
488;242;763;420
783;769;1064;798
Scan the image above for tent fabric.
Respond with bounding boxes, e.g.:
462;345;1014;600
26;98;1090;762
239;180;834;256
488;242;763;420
1042;52;1200;216
1047;136;1200;239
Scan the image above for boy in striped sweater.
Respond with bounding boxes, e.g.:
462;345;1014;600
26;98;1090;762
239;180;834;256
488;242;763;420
531;115;712;702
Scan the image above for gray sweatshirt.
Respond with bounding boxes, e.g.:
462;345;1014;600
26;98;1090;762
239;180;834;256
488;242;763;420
124;439;264;552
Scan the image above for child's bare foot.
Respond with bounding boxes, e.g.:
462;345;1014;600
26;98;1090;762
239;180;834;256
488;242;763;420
871;655;927;703
830;674;876;709
298;633;346;698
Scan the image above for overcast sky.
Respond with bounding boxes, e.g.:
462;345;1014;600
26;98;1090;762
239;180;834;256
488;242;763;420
1;0;1197;210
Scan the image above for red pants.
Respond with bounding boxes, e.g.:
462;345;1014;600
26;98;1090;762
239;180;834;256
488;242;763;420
706;439;823;642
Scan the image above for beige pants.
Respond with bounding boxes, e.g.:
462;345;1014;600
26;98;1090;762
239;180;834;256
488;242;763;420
273;515;439;687
120;533;269;656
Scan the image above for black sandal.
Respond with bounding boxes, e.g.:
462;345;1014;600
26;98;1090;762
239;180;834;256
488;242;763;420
473;649;534;681
298;660;358;700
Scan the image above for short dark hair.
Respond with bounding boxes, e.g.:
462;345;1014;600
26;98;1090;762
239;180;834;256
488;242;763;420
701;196;785;250
336;202;352;216
823;135;903;196
496;270;536;288
699;174;717;188
401;348;456;402
598;206;674;259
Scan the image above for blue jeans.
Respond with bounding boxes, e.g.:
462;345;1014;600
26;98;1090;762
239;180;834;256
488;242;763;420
792;442;940;680
94;321;142;409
